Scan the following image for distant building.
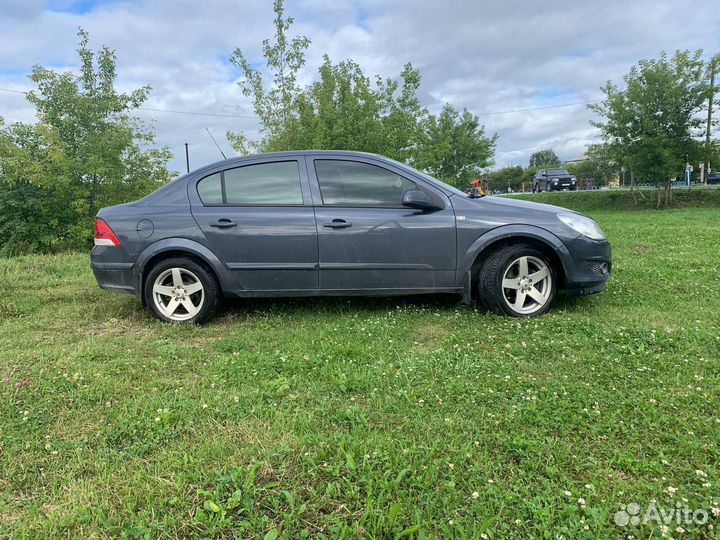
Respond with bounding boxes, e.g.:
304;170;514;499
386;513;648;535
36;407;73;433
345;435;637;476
564;155;588;165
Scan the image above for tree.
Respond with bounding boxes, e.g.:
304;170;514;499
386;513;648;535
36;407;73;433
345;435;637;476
290;56;426;162
486;165;525;192
0;29;172;254
0;120;77;255
412;104;497;187
529;149;560;168
228;0;496;185
227;0;310;153
590;50;708;207
562;144;617;189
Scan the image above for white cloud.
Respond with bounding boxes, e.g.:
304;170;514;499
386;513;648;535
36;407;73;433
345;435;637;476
0;0;718;173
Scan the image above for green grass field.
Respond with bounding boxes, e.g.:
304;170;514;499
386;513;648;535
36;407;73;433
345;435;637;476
1;208;719;539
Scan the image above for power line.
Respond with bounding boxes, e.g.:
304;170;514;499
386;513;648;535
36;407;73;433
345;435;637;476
139;107;256;119
476;99;603;115
0;86;602;118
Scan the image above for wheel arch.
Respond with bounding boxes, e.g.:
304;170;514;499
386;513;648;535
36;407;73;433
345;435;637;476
135;239;227;303
461;225;571;302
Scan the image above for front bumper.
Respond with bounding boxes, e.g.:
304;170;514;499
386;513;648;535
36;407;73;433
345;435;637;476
561;236;612;296
548;182;577;191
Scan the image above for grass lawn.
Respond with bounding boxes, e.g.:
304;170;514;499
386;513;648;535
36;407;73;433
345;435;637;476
1;208;719;539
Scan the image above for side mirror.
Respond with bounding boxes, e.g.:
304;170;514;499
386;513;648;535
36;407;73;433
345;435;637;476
402;190;438;210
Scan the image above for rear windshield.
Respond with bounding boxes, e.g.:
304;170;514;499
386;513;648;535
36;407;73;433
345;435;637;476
546;168;570;176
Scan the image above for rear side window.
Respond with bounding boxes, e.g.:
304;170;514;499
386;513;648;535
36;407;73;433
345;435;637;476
197;173;223;204
314;160;416;207
197;161;303;206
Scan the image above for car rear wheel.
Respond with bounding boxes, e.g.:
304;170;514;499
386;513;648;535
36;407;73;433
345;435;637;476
144;257;219;323
477;243;556;317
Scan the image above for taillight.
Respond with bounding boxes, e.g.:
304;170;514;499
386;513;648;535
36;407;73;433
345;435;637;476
94;218;122;247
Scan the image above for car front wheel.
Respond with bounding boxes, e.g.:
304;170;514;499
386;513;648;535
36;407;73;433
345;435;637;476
477;244;556;317
144;257;219;323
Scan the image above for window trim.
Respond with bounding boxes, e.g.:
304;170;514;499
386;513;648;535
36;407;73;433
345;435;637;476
196;160;305;207
313;158;424;209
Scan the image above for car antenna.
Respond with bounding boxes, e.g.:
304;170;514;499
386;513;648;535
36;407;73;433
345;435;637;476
205;127;227;160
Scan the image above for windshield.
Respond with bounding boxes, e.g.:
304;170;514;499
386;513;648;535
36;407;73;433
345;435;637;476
546;168;570;176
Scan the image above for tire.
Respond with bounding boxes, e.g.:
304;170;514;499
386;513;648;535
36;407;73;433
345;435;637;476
532;183;538;193
477;243;556;317
143;257;220;323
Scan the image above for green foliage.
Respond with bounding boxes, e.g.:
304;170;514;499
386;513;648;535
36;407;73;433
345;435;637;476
287;56;426;163
0;121;78;255
0;29;172;255
1;206;720;538
564;144;617;187
228;0;495;186
412;104;497;187
227;0;310;154
528;148;560;168
486;165;524;192
509;185;720;212
590;50;710;206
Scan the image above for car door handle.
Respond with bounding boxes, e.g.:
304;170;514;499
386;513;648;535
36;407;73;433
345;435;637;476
209;218;237;228
323;219;352;229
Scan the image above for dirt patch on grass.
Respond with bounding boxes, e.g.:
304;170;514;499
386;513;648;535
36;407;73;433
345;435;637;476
411;323;451;354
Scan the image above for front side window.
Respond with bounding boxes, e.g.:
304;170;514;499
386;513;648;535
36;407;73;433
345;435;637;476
196;161;303;206
315;160;416;207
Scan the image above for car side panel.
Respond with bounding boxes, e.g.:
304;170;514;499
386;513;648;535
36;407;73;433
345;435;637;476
304;154;458;290
186;156;320;291
450;196;574;285
92;185;237;296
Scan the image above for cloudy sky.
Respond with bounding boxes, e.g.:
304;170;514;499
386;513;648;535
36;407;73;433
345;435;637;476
1;0;718;174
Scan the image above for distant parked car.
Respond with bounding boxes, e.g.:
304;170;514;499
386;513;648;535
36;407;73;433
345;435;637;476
91;151;611;323
533;168;578;192
707;172;720;185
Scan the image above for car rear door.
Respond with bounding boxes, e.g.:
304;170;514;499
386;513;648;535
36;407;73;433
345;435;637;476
189;157;318;291
307;156;456;291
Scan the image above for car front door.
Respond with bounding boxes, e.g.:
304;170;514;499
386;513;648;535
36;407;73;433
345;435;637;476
189;157;318;291
308;156;457;291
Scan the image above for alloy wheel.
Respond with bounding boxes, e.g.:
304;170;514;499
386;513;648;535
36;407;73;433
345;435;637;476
501;255;553;315
152;267;205;321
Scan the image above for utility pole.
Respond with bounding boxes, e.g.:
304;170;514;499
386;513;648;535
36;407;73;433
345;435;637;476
185;143;190;173
705;58;717;184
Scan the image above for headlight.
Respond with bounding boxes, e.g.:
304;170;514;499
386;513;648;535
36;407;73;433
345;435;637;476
570;177;576;183
557;213;606;240
552;178;559;183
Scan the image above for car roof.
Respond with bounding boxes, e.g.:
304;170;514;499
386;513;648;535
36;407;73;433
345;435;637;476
155;150;465;200
201;150;385;170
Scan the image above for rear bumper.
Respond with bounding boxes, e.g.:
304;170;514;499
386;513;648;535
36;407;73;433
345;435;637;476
91;261;138;296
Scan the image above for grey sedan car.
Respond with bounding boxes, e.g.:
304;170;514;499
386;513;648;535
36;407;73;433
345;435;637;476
91;151;611;323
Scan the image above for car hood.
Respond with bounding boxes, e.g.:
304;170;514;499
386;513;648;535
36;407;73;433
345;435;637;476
468;195;576;215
